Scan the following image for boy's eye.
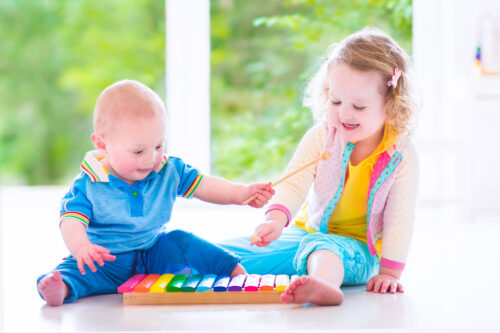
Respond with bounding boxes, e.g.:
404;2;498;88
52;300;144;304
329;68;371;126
155;145;163;150
353;105;366;111
331;100;341;105
134;150;143;155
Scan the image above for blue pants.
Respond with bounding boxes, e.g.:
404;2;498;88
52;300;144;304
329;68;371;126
219;225;379;285
37;229;239;303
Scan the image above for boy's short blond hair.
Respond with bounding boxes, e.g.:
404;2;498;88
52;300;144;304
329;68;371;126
303;28;418;134
94;80;165;136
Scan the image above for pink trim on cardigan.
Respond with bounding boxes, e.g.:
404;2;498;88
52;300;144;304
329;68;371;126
380;257;405;271
368;151;391;191
265;204;292;227
366;151;392;256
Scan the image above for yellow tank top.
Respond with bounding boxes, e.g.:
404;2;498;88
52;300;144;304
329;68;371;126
294;124;397;243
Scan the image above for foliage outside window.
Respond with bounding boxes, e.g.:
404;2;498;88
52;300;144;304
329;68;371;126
0;0;411;185
211;0;412;182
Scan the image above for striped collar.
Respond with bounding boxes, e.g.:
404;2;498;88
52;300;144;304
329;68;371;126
80;150;168;183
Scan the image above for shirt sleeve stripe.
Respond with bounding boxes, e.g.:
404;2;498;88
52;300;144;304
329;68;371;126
182;174;203;199
60;211;90;225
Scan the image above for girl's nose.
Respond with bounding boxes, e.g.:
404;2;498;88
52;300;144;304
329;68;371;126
338;105;352;122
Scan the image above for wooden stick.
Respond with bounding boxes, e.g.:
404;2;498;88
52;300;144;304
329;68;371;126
241;151;331;205
249;235;262;244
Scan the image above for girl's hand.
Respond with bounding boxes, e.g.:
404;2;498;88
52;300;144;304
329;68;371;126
366;273;404;294
74;243;116;275
245;182;275;208
251;220;285;247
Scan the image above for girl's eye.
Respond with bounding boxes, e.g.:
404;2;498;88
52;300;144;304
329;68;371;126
331;100;341;105
155;145;163;150
134;150;143;155
353;105;366;111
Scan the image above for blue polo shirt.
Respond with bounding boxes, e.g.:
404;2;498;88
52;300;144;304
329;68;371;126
60;151;203;254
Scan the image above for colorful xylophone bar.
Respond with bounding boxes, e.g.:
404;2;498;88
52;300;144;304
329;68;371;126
118;273;299;305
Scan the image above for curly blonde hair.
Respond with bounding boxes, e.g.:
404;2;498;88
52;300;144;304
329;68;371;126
303;28;417;134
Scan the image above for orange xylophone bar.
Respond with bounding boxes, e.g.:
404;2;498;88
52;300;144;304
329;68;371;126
118;273;298;305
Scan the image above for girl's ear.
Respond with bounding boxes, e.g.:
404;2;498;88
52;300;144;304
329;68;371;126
91;133;107;152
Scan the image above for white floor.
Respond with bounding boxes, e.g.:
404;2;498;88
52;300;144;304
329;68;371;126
1;186;500;332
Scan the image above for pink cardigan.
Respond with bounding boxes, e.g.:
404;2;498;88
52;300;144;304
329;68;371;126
267;123;419;271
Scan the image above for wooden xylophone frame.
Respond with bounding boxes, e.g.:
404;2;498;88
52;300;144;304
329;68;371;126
123;290;283;305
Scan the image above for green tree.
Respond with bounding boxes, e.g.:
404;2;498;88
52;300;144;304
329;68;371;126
0;0;165;185
0;0;412;185
210;0;412;181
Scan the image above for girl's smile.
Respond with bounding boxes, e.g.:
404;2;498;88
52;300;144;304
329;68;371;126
341;122;360;130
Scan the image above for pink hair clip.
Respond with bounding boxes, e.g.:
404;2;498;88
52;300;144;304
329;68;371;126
387;68;401;88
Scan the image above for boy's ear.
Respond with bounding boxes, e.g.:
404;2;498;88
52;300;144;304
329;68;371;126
91;133;107;152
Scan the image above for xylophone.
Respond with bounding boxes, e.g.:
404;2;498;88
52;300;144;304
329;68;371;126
118;273;298;305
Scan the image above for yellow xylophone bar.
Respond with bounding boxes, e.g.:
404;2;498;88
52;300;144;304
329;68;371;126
118;273;298;305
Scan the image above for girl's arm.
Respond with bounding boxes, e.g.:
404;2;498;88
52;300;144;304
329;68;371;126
265;124;327;222
368;139;419;293
380;139;419;268
251;124;327;246
366;266;404;294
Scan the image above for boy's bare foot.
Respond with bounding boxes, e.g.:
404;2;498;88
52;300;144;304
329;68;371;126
280;275;344;305
37;271;68;306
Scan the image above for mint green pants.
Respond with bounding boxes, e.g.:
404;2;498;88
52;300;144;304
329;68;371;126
219;225;380;285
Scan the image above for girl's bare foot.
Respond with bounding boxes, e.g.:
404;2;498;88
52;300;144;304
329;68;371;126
37;271;68;306
280;275;344;305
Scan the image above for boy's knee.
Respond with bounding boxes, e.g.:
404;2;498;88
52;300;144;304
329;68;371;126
167;229;195;240
161;229;200;249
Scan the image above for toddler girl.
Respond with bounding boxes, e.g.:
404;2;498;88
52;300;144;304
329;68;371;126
220;28;419;305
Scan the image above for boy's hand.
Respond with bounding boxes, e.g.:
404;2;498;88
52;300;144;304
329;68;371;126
366;273;404;294
74;243;116;275
244;182;275;208
250;220;285;247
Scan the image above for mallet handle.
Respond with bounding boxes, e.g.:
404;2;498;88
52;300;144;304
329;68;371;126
241;153;326;205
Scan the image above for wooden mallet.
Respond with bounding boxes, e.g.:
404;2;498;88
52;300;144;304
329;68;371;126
242;151;331;206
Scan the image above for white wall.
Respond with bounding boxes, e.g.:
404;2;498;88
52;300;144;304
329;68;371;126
414;0;500;221
166;0;211;173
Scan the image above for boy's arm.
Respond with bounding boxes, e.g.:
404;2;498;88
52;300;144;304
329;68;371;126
193;175;273;207
60;218;115;275
60;218;93;256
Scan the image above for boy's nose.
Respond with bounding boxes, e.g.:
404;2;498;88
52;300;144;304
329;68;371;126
144;151;158;166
